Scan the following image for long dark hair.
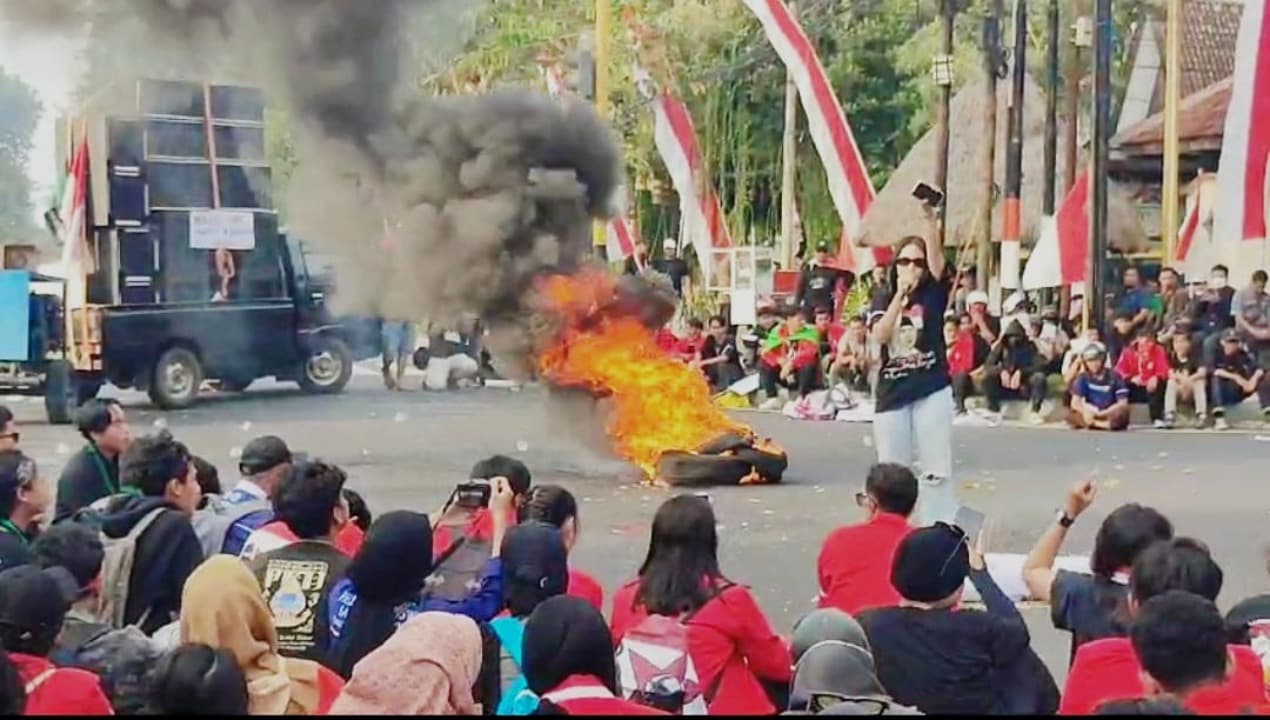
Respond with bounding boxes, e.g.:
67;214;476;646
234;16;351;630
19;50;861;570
635;495;726;615
331;511;433;677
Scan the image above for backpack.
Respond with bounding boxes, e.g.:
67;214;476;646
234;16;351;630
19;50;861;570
615;587;733;715
50;613;160;714
191;493;273;558
490;616;539;715
74;500;166;629
427;519;494;603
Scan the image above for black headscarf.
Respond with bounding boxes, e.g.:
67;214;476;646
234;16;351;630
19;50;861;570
330;511;432;677
522;595;617;696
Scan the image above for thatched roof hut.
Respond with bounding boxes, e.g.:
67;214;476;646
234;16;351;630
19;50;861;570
857;70;1147;254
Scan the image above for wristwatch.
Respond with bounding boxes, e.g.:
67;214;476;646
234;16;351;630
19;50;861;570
1056;510;1076;528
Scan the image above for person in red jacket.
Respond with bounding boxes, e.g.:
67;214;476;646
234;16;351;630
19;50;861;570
759;308;822;410
610;495;791;715
0;565;112;715
1114;327;1170;427
1130;590;1270;715
1060;537;1264;715
521;485;604;611
525;595;668;715
818;463;916;615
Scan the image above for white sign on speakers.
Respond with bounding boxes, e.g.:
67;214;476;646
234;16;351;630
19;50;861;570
189;210;256;251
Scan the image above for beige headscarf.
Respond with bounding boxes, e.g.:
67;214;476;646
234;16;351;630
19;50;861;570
180;556;323;715
329;612;482;716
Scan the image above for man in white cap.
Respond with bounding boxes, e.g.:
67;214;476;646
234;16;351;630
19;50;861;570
965;290;999;366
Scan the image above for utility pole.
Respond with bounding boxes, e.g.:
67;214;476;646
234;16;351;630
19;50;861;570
1090;0;1112;328
1161;0;1182;265
933;0;956;253
979;0;1004;291
1044;0;1059;215
592;0;611;252
1002;0;1027;290
779;4;799;270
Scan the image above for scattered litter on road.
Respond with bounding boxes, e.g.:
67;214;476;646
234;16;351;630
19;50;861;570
963;481;981;490
1158;451;1169;458
1255;436;1270;443
1113;464;1125;471
762;509;775;516
747;497;761;503
153;418;167;429
1103;478;1121;489
240;421;252;432
393;412;407;423
515;440;530;452
55;443;69;455
862;435;874;448
229;446;242;458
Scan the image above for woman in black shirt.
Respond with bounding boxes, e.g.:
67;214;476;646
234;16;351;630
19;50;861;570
870;218;955;525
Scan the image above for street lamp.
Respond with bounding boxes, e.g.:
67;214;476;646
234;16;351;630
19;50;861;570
932;54;955;86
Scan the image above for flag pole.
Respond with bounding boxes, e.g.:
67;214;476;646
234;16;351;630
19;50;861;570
778;1;799;270
593;0;611;254
1002;0;1027;290
1161;0;1182;266
979;0;1004;291
1090;0;1112;329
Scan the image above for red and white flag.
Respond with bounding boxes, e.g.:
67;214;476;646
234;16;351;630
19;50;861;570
740;0;889;273
541;62;638;264
633;67;733;267
1212;0;1270;271
1176;195;1202;265
1022;168;1090;289
57;132;95;276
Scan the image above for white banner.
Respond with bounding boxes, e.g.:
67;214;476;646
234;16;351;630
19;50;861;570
190;210;257;250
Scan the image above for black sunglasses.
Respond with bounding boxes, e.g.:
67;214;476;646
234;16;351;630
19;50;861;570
894;257;927;268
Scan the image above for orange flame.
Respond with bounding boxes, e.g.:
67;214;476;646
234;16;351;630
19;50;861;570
535;271;750;478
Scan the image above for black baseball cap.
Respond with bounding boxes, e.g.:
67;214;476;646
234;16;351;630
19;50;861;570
891;523;970;604
0;565;77;638
239;436;294;475
501;521;568;597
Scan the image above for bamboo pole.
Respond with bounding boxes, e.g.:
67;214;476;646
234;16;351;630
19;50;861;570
1161;0;1182;265
779;1;800;270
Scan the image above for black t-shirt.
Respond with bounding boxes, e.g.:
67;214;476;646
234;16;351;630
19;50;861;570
1213;348;1256;377
251;540;350;666
700;334;739;365
54;445;120;522
875;279;952;413
1167;345;1203;374
858;600;1031;714
1050;570;1128;664
1195;287;1236;333
798;263;853;310
653;258;690;296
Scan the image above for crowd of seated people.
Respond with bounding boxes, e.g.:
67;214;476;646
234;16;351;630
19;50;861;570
8;395;1270;716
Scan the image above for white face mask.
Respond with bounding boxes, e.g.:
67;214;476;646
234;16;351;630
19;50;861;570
1210;275;1228;289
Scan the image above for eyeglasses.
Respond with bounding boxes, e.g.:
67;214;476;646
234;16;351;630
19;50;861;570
894;257;927;269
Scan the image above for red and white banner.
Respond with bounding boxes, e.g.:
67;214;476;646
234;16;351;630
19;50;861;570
740;0;889;273
541;63;638;264
633;67;733;265
1212;0;1270;271
1022;168;1090;289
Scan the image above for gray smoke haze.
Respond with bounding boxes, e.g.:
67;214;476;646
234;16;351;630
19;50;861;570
0;0;623;368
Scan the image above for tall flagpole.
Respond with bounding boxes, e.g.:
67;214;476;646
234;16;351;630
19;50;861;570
1002;0;1027;290
1161;0;1182;265
593;0;611;253
779;3;799;270
1090;0;1112;328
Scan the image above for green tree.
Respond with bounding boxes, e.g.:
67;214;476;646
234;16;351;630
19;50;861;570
0;65;41;241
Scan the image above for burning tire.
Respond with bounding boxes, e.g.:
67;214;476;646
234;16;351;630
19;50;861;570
655;435;789;487
656;451;753;487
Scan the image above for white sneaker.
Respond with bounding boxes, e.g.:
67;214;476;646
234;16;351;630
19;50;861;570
1161;414;1176;429
1028;412;1046;425
1152;419;1167;429
1214;416;1230;431
759;397;783;411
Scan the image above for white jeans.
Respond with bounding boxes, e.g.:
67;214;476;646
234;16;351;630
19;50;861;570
872;385;957;525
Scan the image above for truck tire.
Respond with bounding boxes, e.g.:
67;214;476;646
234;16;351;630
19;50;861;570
43;360;77;425
299;336;352;395
149;346;203;409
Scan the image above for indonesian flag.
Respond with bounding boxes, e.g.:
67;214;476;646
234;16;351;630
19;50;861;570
541;62;638;264
633;67;733;267
740;0;889;273
56;132;95;276
1212;0;1270;271
1022;168;1090;289
1176;194;1202;265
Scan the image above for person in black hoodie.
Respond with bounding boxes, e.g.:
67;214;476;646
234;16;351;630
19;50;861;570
55;400;132;522
96;431;203;634
982;319;1051;417
796;243;853;314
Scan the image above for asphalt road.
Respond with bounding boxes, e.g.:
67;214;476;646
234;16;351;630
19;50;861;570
6;370;1270;684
